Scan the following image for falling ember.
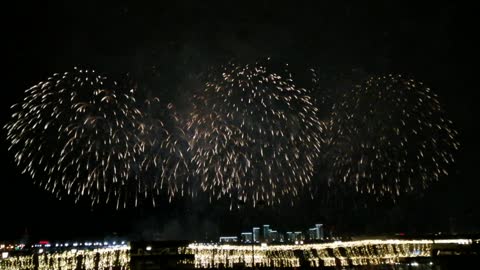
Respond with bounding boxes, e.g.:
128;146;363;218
325;74;459;197
136;97;192;202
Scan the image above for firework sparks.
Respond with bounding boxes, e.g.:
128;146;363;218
186;59;324;207
137;97;192;205
326;74;459;197
5;68;144;208
5;66;458;208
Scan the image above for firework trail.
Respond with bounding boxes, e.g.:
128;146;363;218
186;58;324;207
326;74;458;197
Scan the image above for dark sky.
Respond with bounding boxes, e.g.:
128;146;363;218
1;1;478;241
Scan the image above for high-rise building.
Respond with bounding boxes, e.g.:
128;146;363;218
279;233;285;243
316;224;324;240
307;224;324;241
308;228;317;240
269;230;279;242
252;227;260;243
286;232;294;242
294;231;304;241
241;232;253;243
263;225;270;242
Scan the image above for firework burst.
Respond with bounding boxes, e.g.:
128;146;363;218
326;74;459;197
186;59;324;207
5;68;144;208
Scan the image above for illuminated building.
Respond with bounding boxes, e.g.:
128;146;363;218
286;232;294;242
316;224;324;240
262;225;270;242
219;237;238;243
294;231;304;242
269;230;279;242
240;232;253;243
252;227;260;243
308;228;317;241
286;231;305;243
308;224;324;241
279;233;285;243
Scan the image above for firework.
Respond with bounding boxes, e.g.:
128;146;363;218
5;68;144;208
137;97;192;205
326;74;458;197
310;68;368;121
186;59;324;206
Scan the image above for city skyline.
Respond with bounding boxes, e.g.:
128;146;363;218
230;223;326;244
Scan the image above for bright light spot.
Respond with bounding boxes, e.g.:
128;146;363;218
433;239;472;245
146;246;152;251
1;252;8;259
261;243;268;248
411;262;419;267
295;241;299;245
38;249;44;254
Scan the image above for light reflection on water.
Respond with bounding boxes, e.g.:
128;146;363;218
0;247;130;270
0;239;474;269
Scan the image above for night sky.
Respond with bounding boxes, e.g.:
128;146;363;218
1;1;478;242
